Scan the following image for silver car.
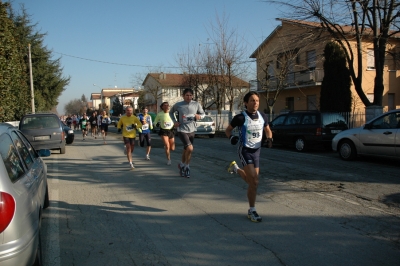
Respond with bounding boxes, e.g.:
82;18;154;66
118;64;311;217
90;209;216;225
332;109;400;160
195;116;216;138
0;123;50;266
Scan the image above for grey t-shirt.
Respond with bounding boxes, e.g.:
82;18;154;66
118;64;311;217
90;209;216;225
169;100;205;133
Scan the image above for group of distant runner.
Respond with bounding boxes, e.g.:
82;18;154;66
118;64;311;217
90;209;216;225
64;89;273;222
65;110;112;144
66;88;272;222
115;89;273;223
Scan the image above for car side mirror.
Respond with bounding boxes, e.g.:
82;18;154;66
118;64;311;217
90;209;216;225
38;149;51;157
364;123;371;130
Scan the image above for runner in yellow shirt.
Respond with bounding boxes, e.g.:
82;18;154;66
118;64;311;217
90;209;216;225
154;102;176;165
117;106;142;169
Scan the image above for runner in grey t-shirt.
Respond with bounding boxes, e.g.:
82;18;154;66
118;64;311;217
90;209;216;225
169;88;205;178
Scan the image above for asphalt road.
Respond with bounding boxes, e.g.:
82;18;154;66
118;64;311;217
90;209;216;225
41;128;400;265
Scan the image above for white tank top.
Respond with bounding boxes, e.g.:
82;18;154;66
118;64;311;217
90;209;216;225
241;111;264;149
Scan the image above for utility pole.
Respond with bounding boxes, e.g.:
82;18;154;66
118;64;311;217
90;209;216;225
28;44;35;113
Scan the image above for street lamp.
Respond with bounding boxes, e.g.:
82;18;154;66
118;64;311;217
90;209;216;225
93;84;103;111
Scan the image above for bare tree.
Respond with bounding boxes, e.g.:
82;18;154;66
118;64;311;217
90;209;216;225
64;98;87;115
252;23;325;116
176;12;250;113
207;12;250;112
265;0;400;107
132;68;168;112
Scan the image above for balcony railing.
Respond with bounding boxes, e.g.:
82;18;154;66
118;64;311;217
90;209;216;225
261;68;324;89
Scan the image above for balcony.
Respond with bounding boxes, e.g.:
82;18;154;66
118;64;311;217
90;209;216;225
261;69;324;90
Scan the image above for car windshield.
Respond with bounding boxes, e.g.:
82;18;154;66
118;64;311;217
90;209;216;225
322;113;347;127
20;116;60;129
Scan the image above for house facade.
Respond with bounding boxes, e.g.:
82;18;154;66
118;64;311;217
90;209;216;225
141;73;249;113
250;18;400;115
90;88;139;114
90;93;101;111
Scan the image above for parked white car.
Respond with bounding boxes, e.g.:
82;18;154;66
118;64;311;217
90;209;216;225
0;123;50;266
332;109;400;160
195;116;216;138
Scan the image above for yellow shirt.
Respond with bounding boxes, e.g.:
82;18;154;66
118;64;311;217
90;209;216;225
154;111;174;129
117;115;142;138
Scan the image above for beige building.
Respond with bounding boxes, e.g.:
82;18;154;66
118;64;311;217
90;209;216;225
90;93;101;111
142;72;249;113
90;88;139;113
250;18;400;115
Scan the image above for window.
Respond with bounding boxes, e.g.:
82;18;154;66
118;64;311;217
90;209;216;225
388;93;395;111
0;134;25;182
367;49;375;70
285;97;294;111
11;132;34;169
271;115;286;126
284;114;302;125
301;115;316;125
267;61;274;78
307;50;316;70
371;113;399;129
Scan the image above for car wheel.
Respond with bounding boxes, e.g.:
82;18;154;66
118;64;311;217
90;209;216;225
338;139;357;161
294;137;306;152
208;134;215;138
43;184;50;209
60;146;66;154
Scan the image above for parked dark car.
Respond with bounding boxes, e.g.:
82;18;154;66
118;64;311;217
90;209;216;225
19;112;66;154
0;123;51;266
268;111;348;152
62;121;74;144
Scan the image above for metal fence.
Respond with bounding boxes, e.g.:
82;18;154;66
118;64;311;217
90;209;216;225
339;112;366;129
206;110;367;131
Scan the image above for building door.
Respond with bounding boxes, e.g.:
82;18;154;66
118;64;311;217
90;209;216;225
307;95;317;110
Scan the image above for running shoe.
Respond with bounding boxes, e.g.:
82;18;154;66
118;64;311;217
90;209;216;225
227;161;237;174
248;209;262;222
177;163;185;177
167;160;171;166
123;146;127;155
146;154;150;160
184;166;190;178
129;163;135;170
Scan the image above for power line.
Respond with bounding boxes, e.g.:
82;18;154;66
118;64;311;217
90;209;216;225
53;51;180;69
53;51;256;69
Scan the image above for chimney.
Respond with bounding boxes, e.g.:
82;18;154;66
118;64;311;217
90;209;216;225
159;72;166;80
